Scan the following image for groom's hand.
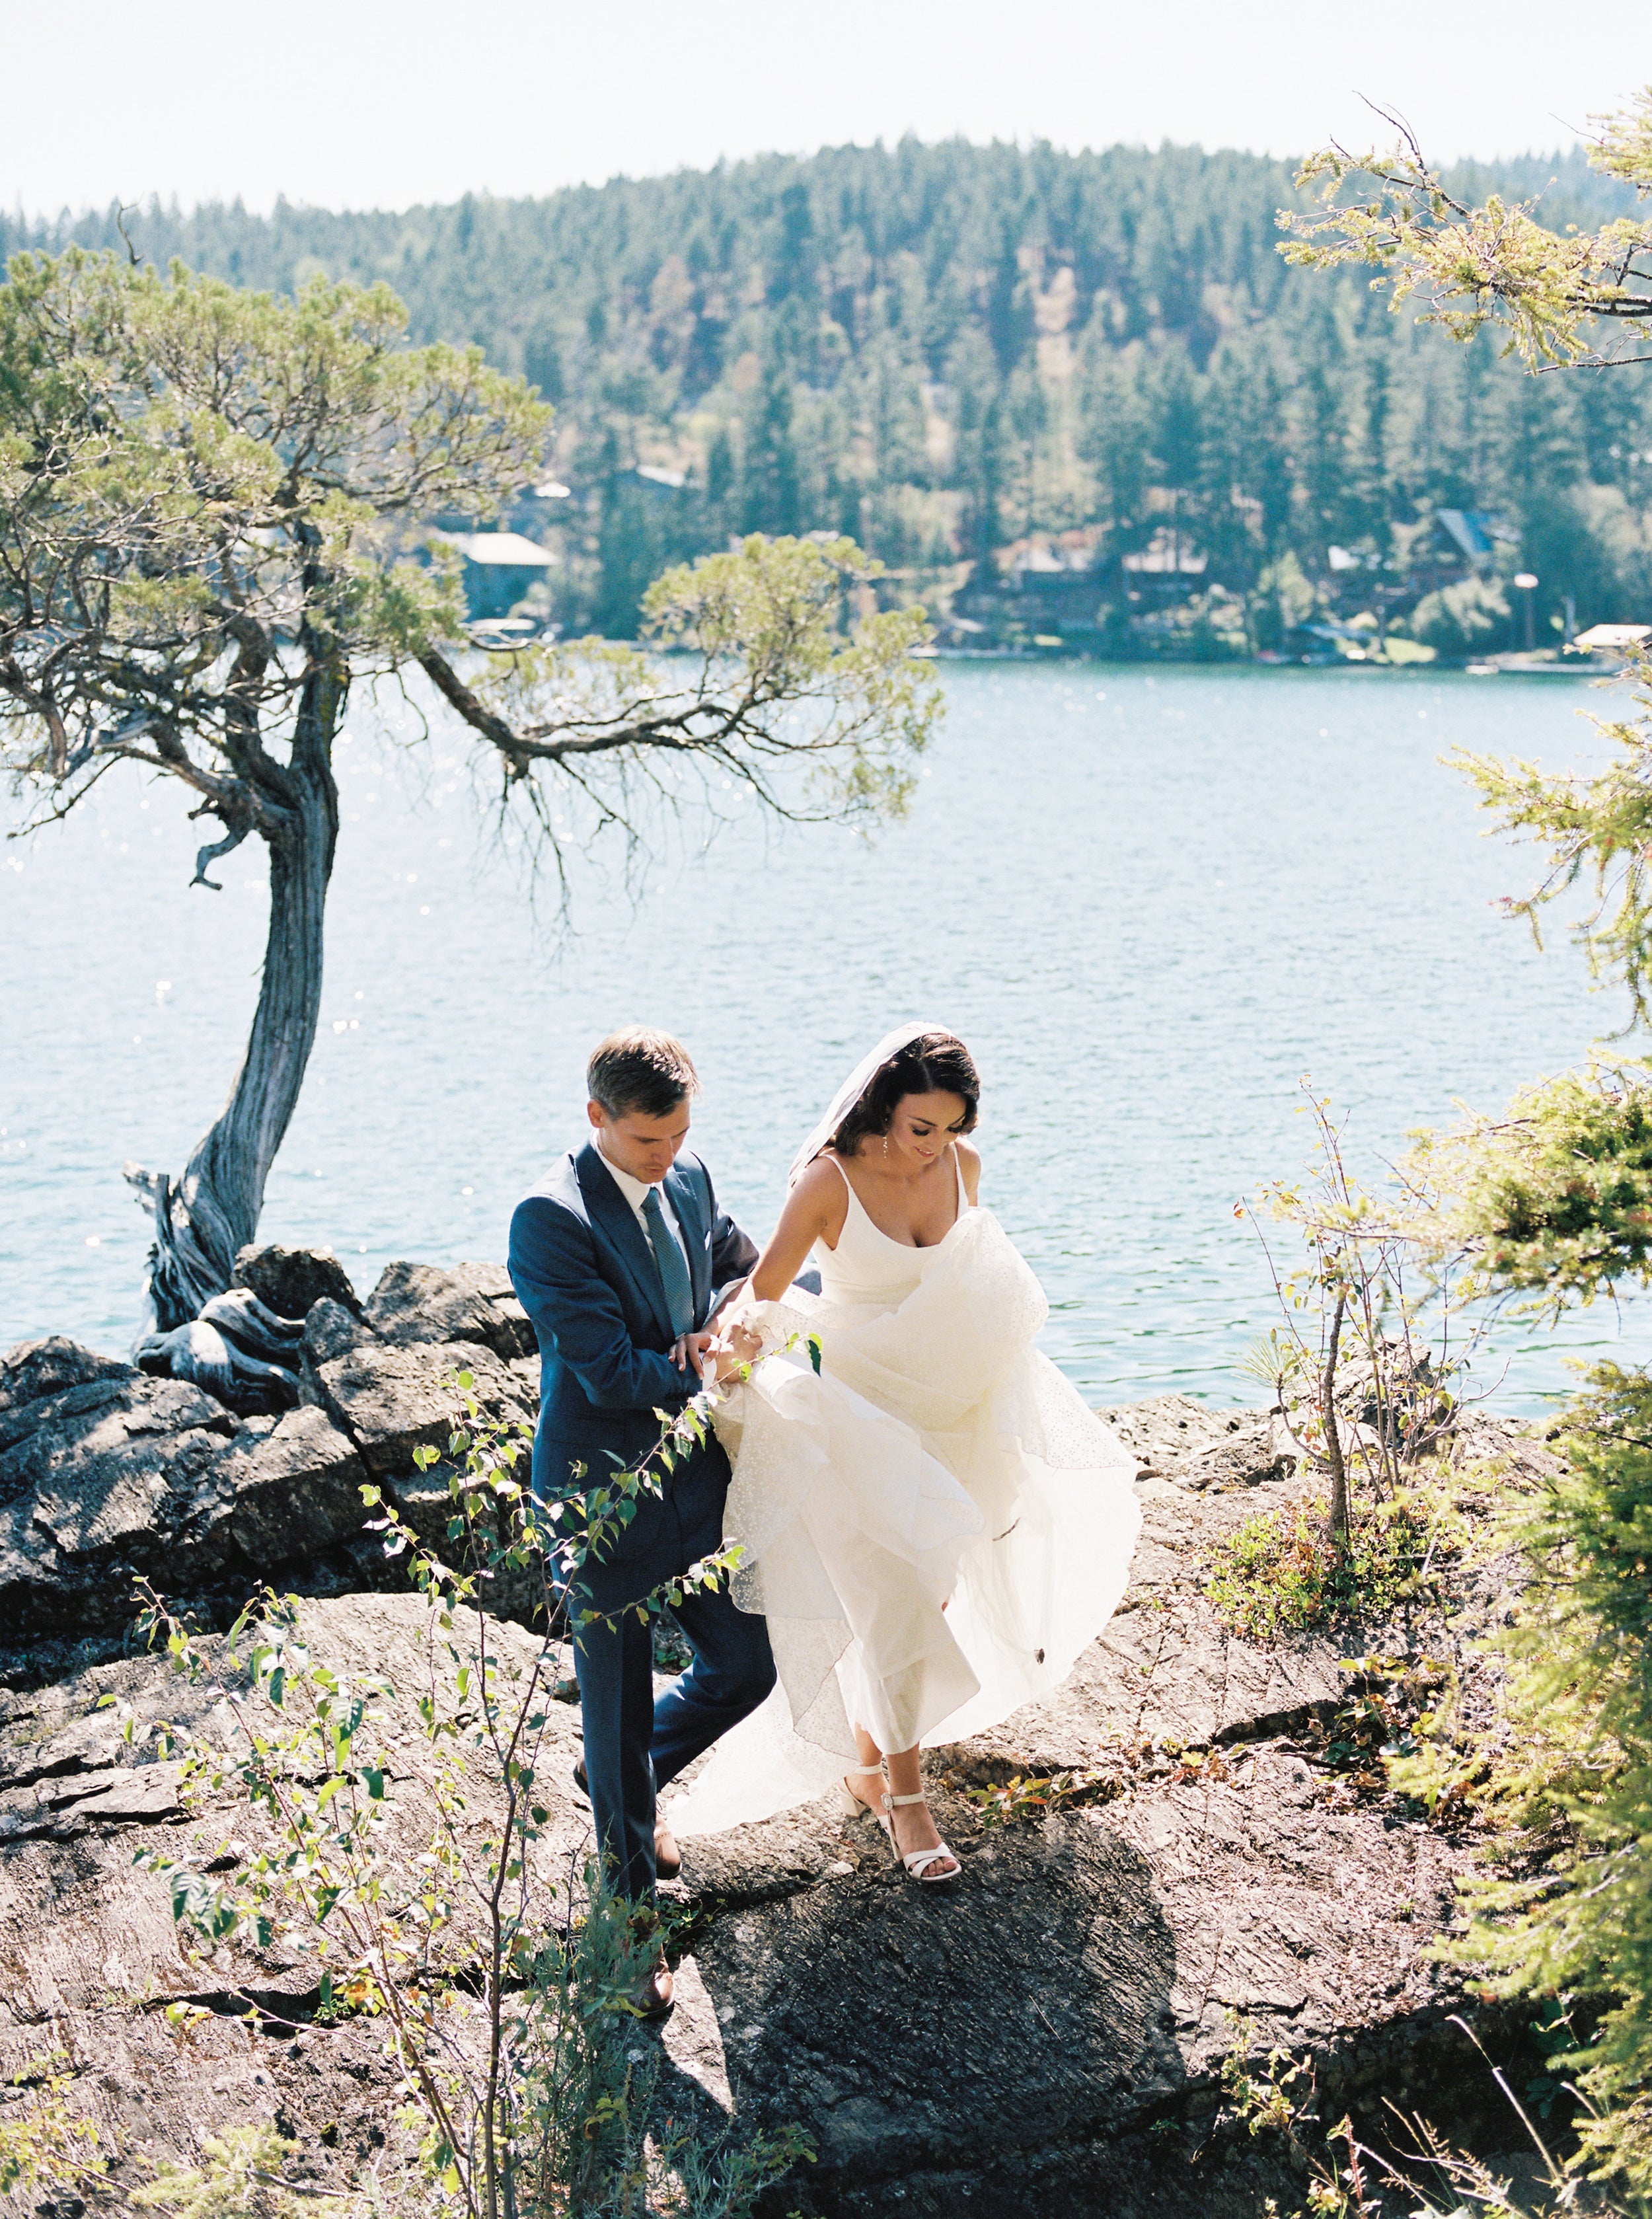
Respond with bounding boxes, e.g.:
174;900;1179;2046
671;1330;718;1377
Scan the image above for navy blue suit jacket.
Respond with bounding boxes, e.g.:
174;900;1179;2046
507;1141;759;1512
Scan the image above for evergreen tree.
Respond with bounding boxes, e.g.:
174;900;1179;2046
1150;350;1203;573
743;350;803;537
22;140;1648;641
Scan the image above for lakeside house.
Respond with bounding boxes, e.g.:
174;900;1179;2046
431;528;559;622
426;539;562;634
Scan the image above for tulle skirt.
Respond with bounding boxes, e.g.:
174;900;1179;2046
666;1209;1143;1836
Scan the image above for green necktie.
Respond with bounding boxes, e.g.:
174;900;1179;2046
642;1185;695;1338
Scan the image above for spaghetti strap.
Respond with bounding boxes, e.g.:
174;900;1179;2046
814;1149;856;1254
952;1145;967;1215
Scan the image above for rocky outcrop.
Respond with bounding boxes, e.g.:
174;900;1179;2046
0;1348;371;1645
0;1350;1540;2214
0;1593;578;2199
662;1464;1519;2214
0;1253;541;1663
1098;1392;1295;1490
361;1258;535;1362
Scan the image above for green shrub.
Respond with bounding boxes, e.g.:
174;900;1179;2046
0;2050;103;2201
1205;1489;1447;1641
1390;1363;1652;2201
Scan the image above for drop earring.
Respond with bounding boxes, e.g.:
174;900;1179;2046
882;1132;890;1158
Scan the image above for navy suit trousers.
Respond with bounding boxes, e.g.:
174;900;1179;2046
561;1437;774;1900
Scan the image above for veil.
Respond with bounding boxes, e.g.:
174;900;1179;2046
786;1020;957;1187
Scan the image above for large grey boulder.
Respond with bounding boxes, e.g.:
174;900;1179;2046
211;1404;372;1565
0;1261;543;1660
306;1334;535;1481
0;1335;372;1643
363;1258;535;1362
0;1336;135;1435
231;1242;361;1320
0;1354;235;1639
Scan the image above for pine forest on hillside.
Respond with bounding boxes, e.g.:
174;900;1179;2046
13;139;1651;658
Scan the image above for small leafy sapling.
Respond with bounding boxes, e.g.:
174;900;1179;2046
1239;1081;1486;1544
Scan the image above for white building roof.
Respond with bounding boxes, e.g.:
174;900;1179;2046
435;531;558;566
1573;622;1651;650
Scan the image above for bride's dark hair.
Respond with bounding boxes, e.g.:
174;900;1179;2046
831;1032;981;1156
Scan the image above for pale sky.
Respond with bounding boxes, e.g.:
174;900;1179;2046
7;0;1647;218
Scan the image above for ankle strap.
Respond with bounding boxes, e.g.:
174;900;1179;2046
882;1791;928;1809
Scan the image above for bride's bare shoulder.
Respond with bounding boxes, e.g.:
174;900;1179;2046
786;1152;851;1246
792;1152;851;1209
955;1137;982;1202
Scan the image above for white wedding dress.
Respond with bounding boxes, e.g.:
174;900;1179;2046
667;1147;1143;1836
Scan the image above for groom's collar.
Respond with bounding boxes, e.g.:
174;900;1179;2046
592;1132;660;1217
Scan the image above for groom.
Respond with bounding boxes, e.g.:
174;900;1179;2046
507;1028;774;2008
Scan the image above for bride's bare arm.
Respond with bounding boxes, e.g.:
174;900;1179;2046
747;1158;849;1302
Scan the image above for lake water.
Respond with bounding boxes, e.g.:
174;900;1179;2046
2;661;1637;1412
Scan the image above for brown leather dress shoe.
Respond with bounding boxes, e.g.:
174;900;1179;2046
572;1758;683;1881
628;1947;675;2022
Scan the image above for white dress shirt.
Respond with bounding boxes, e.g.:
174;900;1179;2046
593;1138;692;1278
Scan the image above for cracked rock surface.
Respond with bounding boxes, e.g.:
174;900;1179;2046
0;1265;1543;2213
664;1457;1517;2214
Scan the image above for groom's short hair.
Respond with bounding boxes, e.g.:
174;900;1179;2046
587;1028;700;1120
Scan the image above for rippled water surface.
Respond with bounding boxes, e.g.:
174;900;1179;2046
3;662;1636;1410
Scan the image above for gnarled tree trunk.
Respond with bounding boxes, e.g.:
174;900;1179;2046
127;655;346;1330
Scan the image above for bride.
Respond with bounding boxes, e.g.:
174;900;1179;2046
668;1025;1142;1883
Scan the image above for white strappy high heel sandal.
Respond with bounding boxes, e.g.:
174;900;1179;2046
838;1760;960;1885
878;1787;962;1884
